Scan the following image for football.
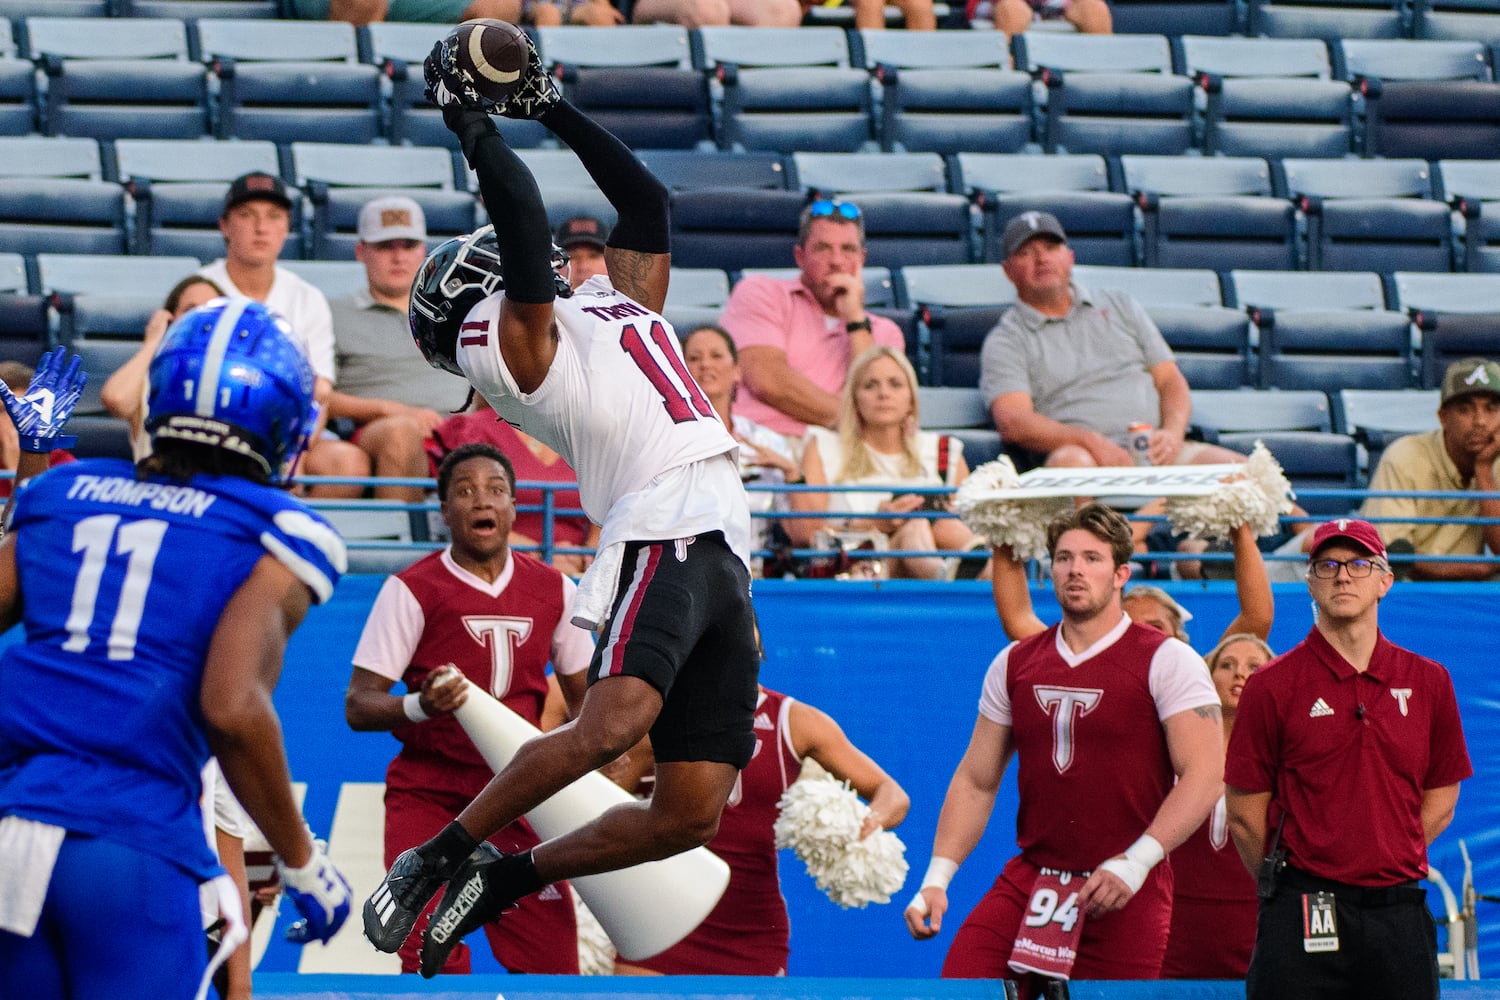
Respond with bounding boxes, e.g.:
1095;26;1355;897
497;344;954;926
451;18;529;106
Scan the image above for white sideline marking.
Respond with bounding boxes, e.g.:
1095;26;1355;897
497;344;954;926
298;782;399;974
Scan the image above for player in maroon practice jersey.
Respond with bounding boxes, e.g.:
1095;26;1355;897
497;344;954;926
906;503;1223;998
344;443;595;975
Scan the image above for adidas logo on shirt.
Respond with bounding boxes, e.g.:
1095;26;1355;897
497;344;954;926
1309;698;1335;718
753;713;775;731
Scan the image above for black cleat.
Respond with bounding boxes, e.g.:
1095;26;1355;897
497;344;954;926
363;844;457;953
419;845;540;977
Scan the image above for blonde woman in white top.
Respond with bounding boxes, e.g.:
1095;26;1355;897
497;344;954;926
790;346;988;579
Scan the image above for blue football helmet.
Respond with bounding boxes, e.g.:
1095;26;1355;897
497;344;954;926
409;225;571;377
146;297;316;482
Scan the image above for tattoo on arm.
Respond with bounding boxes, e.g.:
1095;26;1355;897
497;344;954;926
1193;704;1223;722
606;249;665;313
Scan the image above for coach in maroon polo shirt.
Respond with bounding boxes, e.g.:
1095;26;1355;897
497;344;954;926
1225;517;1472;1000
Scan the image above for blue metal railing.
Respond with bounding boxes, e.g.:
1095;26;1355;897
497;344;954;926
293;477;1500;575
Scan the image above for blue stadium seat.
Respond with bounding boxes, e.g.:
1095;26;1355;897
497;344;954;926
1392;270;1500;313
289;142;476;259
874;65;1034;155
1191;387;1334;433
558;66;712;151
123;0;279;15
497;149;617;232
917;385;1002;466
279;259;370;300
665;267;732;310
637;150;788;190
53;293;157;341
1413;311;1500;388
852;26;1012;70
1247;0;1408;39
696;27;872;154
1365;80;1500;160
65;414;136;460
953;152;1136;266
0;250;23;293
0;58;35;137
714;64;875;154
1075;264;1251;388
36;253;205;300
1013;34;1194;157
1438;160;1500;272
1222;430;1362;513
0;179;125;255
23;16;207;140
1280;158;1454;272
738;266;896;307
0;135;103;180
1122;155;1298;271
0;294;54;366
900;263;1014;386
1110;0;1243;35
114;137;295;258
1414;0;1500;42
1336;38;1491;81
538;24;693;68
1178;36;1356;159
694;25;855;70
1333;386;1440;474
667;188;806;270
197;20;381;144
1230;270;1413;389
790;151;948;194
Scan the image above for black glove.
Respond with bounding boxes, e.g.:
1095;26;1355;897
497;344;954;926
422;36;505;116
494;31;560;121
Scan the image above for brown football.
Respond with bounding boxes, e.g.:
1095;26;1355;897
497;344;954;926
451;18;528;105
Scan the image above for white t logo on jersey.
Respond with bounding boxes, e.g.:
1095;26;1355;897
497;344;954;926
1033;685;1104;773
463;615;534;699
1391;688;1413;717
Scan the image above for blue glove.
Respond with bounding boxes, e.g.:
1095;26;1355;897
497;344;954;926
277;842;352;945
0;348;85;453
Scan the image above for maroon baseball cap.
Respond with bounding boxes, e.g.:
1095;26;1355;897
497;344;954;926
1309;518;1387;560
222;171;292;215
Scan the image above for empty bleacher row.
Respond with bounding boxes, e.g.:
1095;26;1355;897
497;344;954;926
7;136;1500;275
1;18;1500;160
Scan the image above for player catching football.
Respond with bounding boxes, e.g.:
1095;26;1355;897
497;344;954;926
361;20;761;977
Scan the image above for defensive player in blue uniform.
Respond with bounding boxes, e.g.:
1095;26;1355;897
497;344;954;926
0;299;353;1000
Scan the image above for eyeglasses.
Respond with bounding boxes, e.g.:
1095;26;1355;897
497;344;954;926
808;199;861;221
1308;557;1387;579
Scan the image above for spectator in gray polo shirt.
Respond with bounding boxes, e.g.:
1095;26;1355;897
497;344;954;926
979;211;1243;473
326;195;468;503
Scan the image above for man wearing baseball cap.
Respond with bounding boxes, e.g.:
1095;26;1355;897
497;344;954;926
554;215;610;290
1225;517;1471;1000
1361;356;1500;580
326;195;467;503
199;172;369;497
978;211;1243;474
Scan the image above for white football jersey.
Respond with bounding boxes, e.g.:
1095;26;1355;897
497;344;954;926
456;276;747;558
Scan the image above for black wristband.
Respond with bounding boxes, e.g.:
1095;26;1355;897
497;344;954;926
846;318;872;333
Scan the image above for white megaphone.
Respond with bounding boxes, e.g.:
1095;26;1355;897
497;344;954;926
450;678;730;961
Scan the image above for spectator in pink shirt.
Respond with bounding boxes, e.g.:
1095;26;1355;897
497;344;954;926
719;200;908;450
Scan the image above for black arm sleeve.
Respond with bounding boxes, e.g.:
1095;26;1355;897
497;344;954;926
449;107;558;305
537;99;670;255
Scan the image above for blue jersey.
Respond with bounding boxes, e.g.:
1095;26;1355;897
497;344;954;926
0;459;345;880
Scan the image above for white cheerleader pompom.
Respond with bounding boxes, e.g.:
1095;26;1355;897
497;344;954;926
952;457;1071;563
774;767;908;910
571;891;616;975
1165;441;1295;543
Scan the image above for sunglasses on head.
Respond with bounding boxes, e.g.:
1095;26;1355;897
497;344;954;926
808;199;861;220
